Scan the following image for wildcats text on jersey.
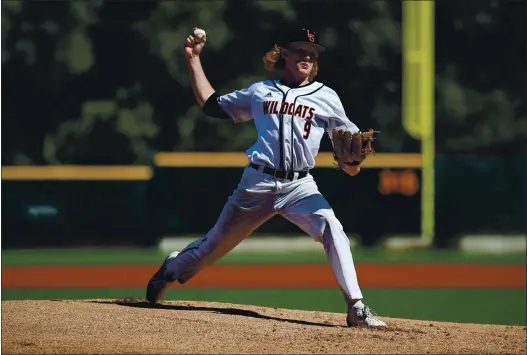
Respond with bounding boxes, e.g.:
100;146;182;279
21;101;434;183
263;100;315;120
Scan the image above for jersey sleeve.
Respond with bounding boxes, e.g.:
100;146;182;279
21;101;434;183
324;89;360;134
217;82;258;123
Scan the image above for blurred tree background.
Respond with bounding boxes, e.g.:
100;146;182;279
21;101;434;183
2;0;526;165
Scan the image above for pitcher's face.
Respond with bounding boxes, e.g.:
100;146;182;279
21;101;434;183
282;44;320;79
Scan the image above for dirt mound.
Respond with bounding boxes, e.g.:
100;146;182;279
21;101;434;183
2;299;525;354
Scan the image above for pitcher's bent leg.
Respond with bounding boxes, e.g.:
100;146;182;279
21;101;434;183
282;192;387;327
165;199;274;284
315;209;363;301
318;216;363;302
281;193;363;301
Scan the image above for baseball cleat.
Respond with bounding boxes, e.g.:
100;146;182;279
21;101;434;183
146;251;179;305
347;303;387;328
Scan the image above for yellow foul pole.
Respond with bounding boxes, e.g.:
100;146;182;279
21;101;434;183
402;0;435;244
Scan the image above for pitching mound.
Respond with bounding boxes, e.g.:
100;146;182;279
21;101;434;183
2;299;525;354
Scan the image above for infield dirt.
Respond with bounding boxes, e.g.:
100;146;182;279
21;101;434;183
2;299;526;354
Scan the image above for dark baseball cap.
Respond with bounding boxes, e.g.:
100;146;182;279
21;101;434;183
280;28;325;54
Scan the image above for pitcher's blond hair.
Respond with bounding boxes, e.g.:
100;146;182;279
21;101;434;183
262;45;318;82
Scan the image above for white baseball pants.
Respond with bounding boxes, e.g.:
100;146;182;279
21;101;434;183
164;165;364;301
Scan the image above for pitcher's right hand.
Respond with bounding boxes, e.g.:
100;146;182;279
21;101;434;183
184;27;206;60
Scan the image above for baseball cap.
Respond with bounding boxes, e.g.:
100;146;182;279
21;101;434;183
281;28;325;54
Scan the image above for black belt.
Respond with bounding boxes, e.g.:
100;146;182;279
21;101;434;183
249;163;308;180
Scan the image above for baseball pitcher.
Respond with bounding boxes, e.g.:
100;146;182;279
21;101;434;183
146;27;386;328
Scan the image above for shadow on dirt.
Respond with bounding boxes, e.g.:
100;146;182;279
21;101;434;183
90;299;340;328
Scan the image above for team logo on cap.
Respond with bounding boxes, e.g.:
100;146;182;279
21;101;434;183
304;29;315;43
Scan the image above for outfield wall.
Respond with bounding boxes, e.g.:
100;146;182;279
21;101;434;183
2;153;525;249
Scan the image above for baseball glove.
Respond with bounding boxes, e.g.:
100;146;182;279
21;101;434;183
331;128;378;175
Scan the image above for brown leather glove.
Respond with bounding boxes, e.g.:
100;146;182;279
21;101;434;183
331;128;378;176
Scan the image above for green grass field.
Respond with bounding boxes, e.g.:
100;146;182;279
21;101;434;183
2;248;526;266
2;248;526;326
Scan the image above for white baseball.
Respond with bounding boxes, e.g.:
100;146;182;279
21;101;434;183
193;28;206;44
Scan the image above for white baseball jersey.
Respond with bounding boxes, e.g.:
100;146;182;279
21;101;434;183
217;80;360;172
